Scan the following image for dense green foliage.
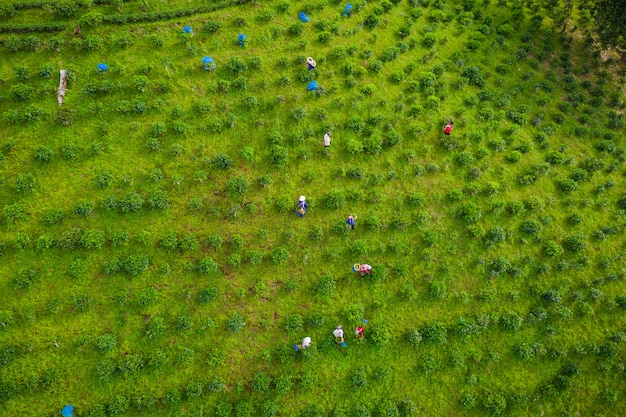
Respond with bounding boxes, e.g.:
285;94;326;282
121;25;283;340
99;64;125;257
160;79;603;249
0;0;625;416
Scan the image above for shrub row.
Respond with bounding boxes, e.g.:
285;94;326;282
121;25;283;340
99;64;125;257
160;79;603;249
0;22;66;33
101;0;252;24
5;0;130;11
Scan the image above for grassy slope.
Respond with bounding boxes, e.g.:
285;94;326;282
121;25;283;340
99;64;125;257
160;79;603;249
0;0;625;416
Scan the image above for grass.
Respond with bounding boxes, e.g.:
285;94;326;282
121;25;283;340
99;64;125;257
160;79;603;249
0;0;625;416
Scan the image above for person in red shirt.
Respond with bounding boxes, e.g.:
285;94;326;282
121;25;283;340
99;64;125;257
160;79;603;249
355;326;364;339
444;121;454;135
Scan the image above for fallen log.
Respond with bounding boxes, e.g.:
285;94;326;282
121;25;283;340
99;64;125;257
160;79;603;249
57;69;67;105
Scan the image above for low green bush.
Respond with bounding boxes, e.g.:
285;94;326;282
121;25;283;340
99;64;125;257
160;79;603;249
124;254;149;276
73;199;95;216
14;268;37;289
81;229;105;249
228;312;245;332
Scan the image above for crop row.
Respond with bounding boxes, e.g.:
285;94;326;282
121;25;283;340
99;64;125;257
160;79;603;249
1;295;624;414
0;0;253;33
2;194;623;250
100;0;254;25
0;362;421;417
0;22;67;33
1;0;129;12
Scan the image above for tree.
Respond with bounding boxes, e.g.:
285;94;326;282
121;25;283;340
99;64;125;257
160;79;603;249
539;0;576;33
560;0;575;32
591;0;626;54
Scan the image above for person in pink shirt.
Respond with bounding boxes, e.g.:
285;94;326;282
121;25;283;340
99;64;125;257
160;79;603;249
359;264;372;277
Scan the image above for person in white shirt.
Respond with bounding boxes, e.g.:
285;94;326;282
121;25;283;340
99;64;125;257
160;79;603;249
295;336;312;351
323;132;331;147
333;325;344;343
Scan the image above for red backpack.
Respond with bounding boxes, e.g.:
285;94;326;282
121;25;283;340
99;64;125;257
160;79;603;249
444;124;452;134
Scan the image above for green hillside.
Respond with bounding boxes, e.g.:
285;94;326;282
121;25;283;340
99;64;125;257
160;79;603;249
0;0;625;416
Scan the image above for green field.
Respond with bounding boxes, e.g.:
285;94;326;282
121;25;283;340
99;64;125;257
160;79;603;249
0;0;625;416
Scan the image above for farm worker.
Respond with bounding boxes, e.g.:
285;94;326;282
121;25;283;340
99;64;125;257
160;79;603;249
323;132;331;147
333;325;345;343
346;215;355;230
307;57;317;70
355;326;364;339
359;264;372;276
444;121;454;135
296;195;308;217
294;336;312;351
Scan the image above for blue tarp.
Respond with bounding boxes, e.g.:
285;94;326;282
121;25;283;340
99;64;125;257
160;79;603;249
342;4;353;17
202;56;215;71
307;81;318;91
183;25;193;34
238;33;246;46
61;405;74;417
97;63;108;72
298;12;310;22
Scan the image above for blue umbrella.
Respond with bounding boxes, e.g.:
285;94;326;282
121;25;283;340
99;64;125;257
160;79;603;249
307;81;318;91
183;26;193;34
202;56;215;71
342;4;353;17
97;63;108;72
238;33;246;46
61;405;74;417
298;12;310;22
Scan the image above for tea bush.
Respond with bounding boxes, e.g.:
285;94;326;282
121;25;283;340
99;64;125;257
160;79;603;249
73;199;95;216
421;322;447;344
500;312;523;331
271;246;289;265
145;317;167;339
197;256;219;274
175;316;192;331
457;203;482;223
68;258;88;278
81;229;105;249
564;235;587;253
120;192;143;213
179;234;199;251
96;333;118;352
197;287;219;304
15;173;35;193
315;275;336;296
185;381;203;399
13;268;37;290
226;175;250;197
34;145;53;162
483;392;507;415
269;145;288;167
124;254;150;276
137;287;158;307
205;233;224;250
252;371;272;393
228;312;245;332
3;203;25;227
370;323;392;345
159;230;178;250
